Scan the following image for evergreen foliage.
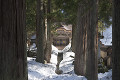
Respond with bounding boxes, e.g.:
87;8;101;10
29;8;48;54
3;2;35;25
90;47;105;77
26;0;36;35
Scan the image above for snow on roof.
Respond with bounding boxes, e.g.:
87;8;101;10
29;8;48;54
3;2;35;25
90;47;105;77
100;25;112;46
57;24;72;31
62;24;72;31
57;35;67;38
31;34;36;39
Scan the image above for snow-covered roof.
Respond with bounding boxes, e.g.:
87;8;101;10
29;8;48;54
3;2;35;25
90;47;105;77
57;35;67;38
31;34;36;39
57;25;72;31
100;26;112;46
62;25;72;31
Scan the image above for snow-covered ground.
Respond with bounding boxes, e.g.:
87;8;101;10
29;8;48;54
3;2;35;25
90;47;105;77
28;44;112;80
98;70;112;80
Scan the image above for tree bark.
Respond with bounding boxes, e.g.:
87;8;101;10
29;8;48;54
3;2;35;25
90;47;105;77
0;0;28;80
36;0;44;63
71;24;76;53
43;2;47;51
112;0;120;80
74;1;98;80
74;2;87;76
86;0;98;80
44;0;51;63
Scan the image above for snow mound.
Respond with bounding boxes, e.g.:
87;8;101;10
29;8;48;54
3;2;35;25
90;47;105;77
98;69;112;80
28;44;112;80
50;45;59;64
62;43;71;53
52;45;58;51
44;74;87;80
28;57;56;80
28;51;87;80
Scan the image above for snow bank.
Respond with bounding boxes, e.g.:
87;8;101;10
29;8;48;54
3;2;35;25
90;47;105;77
50;45;58;64
28;50;87;80
28;57;56;80
98;69;112;80
62;43;71;53
28;45;87;80
44;74;87;80
28;44;112;80
52;45;58;51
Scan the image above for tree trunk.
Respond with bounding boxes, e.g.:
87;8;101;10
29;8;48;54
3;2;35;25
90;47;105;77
74;1;98;80
44;0;51;63
43;2;47;51
71;24;76;53
86;0;98;80
36;0;44;63
0;0;28;80
74;2;87;76
112;0;120;80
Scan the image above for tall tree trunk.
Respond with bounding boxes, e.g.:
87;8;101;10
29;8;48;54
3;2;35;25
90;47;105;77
86;0;98;80
43;1;48;61
71;24;76;52
112;0;120;80
74;1;98;80
43;2;47;50
44;0;51;63
36;0;44;63
0;0;28;80
74;2;87;76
